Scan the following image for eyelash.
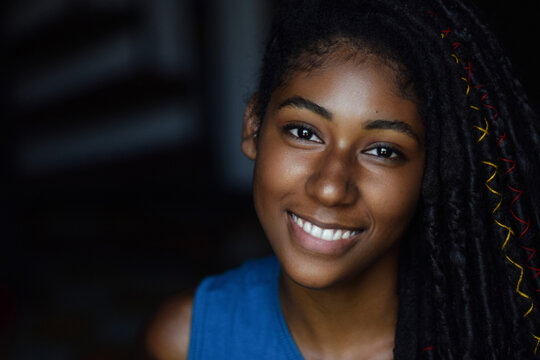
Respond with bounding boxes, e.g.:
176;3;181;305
283;124;323;143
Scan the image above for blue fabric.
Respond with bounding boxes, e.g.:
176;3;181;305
188;255;304;359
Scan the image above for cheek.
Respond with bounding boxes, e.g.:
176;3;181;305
253;139;311;205
362;164;424;229
253;141;294;220
251;141;301;250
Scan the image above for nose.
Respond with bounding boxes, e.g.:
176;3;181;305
305;150;359;207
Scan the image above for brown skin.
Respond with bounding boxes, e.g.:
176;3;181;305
144;52;425;359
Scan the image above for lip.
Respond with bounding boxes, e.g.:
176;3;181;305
287;211;364;256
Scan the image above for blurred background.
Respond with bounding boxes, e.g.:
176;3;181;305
1;1;538;359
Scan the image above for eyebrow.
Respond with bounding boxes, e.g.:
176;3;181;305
278;96;333;120
363;119;422;144
278;95;421;144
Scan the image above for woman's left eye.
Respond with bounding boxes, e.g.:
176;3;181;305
364;145;402;159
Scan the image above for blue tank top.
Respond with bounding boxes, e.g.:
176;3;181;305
188;255;304;359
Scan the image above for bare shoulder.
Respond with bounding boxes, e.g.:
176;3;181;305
145;289;195;360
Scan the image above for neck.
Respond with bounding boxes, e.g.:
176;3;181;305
279;247;399;359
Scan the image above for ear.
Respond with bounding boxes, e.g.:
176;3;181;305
241;94;260;160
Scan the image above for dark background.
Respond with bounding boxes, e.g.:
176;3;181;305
1;1;538;359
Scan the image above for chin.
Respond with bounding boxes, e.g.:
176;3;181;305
277;252;361;290
275;238;401;292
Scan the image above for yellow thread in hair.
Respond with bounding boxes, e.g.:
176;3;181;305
533;334;540;355
505;255;534;318
461;77;470;95
482;161;502;214
494;219;514;250
439;24;539;355
474;118;489;142
481;161;514;248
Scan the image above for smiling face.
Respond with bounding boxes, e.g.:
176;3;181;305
242;54;425;289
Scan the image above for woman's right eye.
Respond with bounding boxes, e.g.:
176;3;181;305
285;125;323;143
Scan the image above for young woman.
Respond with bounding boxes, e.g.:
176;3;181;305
145;0;540;358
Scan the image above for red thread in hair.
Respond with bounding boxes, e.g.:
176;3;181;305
483;103;499;119
522;247;536;264
441;28;451;38
438;19;540;354
507;183;530;237
500;158;516;175
464;61;473;83
497;133;506;147
427;10;435;17
422;346;435;353
521;247;540;279
529;267;540;280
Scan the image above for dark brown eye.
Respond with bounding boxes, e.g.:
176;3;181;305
285;125;323;143
299;128;313;139
364;145;403;160
377;147;391;157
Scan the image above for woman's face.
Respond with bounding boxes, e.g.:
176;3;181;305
243;55;425;289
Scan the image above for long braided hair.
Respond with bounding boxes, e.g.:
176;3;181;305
253;0;540;358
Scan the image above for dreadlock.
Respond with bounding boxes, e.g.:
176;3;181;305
253;0;540;358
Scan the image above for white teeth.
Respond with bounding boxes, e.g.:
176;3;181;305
290;213;359;241
312;225;322;238
321;229;333;240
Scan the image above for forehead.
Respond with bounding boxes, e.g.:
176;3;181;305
265;55;425;145
280;43;415;100
271;55;417;115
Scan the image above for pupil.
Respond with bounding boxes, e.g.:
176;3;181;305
379;147;389;157
300;128;311;138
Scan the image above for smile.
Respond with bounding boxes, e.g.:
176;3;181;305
289;212;361;241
